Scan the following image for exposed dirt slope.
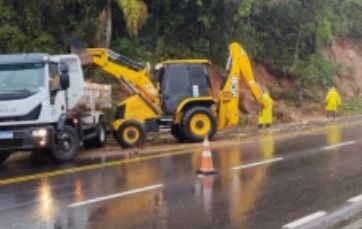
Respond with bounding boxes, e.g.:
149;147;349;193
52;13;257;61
238;38;362;125
326;38;362;99
239;63;320;124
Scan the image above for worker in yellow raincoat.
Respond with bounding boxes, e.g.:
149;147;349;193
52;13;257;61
258;92;273;128
324;87;341;119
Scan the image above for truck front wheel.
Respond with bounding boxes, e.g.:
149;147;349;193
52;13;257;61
50;125;80;163
0;152;11;164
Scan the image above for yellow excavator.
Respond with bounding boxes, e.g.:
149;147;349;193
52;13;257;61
72;41;267;148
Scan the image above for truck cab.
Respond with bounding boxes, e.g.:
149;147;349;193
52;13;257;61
0;53;107;163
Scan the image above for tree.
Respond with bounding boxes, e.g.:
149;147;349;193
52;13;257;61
116;0;148;36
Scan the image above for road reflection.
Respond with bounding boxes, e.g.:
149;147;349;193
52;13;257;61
195;175;215;217
326;123;342;146
74;178;85;203
217;131;276;227
260;131;275;159
68;134;278;228
86;189;167;229
323;123;342;180
36;178;58;223
69;159;167;228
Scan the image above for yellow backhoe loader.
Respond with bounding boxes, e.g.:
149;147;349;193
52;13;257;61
72;41;267;148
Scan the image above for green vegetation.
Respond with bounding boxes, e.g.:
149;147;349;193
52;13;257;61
0;0;361;88
340;96;362;115
294;53;339;88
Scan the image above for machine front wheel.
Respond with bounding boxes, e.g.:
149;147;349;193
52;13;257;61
113;120;145;148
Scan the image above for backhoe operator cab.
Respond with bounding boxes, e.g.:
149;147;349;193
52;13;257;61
148;60;217;143
157;60;214;114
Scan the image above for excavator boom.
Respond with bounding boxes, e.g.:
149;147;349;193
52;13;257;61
218;42;266;130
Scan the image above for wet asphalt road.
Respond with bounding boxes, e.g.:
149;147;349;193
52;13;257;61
1;121;362;228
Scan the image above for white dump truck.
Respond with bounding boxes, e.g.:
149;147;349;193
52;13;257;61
0;53;111;163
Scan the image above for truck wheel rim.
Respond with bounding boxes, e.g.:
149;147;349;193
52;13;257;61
60;133;75;153
189;113;211;136
123;126;140;144
99;125;106;142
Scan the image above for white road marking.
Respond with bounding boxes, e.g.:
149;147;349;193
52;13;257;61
68;184;163;208
231;157;284;171
347;194;362;203
282;211;327;229
322;141;355;151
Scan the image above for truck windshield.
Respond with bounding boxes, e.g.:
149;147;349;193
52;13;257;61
0;63;45;97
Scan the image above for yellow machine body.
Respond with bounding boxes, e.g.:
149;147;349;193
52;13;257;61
80;42;266;147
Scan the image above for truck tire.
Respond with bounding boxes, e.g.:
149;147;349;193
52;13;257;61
0;152;11;164
179;106;217;142
113;120;145;148
50;125;80;163
84;122;107;149
171;124;186;141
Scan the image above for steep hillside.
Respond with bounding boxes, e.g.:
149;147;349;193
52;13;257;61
326;39;362;99
238;39;362;125
239;64;320;125
106;39;362;126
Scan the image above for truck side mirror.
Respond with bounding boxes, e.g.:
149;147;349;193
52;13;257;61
60;73;70;90
59;62;70;90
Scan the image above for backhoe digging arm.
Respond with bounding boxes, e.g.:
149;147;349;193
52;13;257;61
218;42;267;130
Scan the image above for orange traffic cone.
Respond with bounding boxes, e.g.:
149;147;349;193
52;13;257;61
197;136;218;175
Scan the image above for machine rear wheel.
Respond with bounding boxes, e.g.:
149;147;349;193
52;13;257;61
180;106;217;142
113;120;145;148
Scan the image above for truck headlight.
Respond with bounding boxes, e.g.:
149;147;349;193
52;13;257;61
32;128;48;138
32;128;48;147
